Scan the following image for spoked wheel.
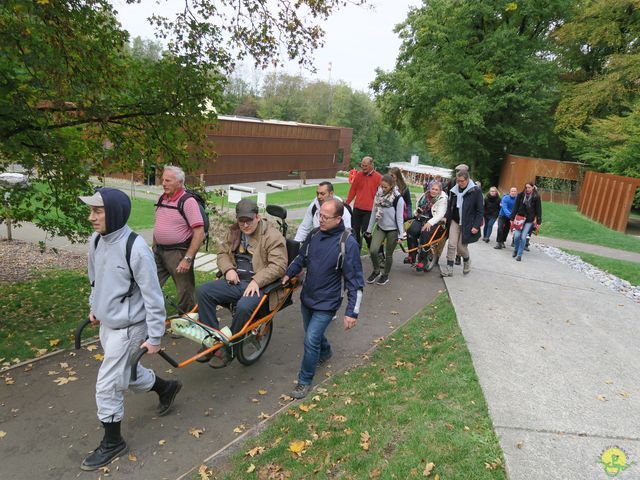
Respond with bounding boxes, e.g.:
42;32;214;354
234;320;273;365
419;247;439;272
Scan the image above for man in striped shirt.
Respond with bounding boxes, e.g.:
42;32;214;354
153;166;205;313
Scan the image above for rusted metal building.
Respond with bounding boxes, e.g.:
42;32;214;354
498;154;583;204
577;171;640;232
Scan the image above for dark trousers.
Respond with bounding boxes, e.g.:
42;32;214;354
496;215;511;244
154;247;195;313
406;218;426;252
196;279;261;334
351;208;372;251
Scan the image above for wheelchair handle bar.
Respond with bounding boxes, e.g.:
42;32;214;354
74;318;92;349
130;347;179;382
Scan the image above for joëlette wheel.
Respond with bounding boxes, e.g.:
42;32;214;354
234;319;274;365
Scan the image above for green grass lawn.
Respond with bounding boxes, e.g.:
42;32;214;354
0;268;210;362
215;294;505;480
563;249;640;286
541;202;640;253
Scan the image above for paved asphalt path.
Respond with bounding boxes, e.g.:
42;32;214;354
444;237;640;480
0;252;444;480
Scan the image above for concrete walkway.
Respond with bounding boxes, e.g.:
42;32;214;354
444;238;640;480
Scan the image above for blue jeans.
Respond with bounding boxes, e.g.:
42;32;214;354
483;216;497;239
196;279;261;334
513;222;533;257
298;304;335;386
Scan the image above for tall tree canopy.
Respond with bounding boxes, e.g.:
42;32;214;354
372;0;568;182
0;0;362;240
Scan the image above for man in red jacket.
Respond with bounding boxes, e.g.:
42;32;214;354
345;156;382;251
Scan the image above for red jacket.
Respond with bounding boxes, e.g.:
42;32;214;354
346;170;382;212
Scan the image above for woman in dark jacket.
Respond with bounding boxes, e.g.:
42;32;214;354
482;186;501;243
441;170;483;276
510;182;542;261
388;166;413;221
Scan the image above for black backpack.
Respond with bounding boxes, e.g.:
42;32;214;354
303;227;352;273
93;232;138;303
156;189;210;250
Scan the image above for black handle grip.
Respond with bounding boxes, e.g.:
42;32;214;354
130;348;180;381
74;318;91;349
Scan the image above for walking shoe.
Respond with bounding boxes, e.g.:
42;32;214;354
516;255;522;262
463;260;471;274
403;255;415;264
318;352;333;366
512;250;517;258
440;265;453;277
454;256;461;265
524;246;530;252
291;383;312;400
376;274;389;285
156;379;182;416
366;271;380;284
493;243;504;249
209;347;232;369
483;237;490;243
81;422;128;471
195;345;214;363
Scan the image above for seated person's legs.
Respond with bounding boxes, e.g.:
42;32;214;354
196;280;243;330
230;290;263;334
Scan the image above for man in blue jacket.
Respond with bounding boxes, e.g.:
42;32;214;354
282;199;364;399
494;187;518;249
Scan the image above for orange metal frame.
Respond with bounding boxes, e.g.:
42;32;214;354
165;279;300;368
399;223;448;255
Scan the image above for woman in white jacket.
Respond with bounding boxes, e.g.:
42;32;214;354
404;181;448;265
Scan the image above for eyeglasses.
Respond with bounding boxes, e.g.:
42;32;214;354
319;214;339;221
237;218;255;226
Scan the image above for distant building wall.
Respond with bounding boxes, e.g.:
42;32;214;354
577;171;640;232
498;154;583;204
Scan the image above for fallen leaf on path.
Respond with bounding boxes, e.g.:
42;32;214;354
128;454;137;462
423;462;435;476
189;427;204;438
197;464;213;480
53;377;71;386
59;362;68;369
299;403;316;412
0;431;6;439
47;370;60;376
99;466;110;473
258;412;270;420
93;354;104;361
597;395;608;402
618;390;631;399
4;377;14;385
158;439;166;446
34;348;48;357
86;345;98;352
246;463;256;473
233;424;246;434
390;310;398;315
49;339;60;347
258;389;268;395
279;394;293;402
516;441;524;449
360;431;371;451
604;379;614;385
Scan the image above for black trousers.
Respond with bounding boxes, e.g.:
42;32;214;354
496;215;510;243
351;208;372;251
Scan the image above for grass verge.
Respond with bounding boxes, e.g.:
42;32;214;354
214;293;505;480
541;202;640;253
0;269;210;363
563;249;640;286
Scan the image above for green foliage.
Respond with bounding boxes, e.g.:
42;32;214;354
0;0;364;240
372;0;569;183
220;294;505;479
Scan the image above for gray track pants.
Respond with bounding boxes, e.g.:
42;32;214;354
96;322;156;423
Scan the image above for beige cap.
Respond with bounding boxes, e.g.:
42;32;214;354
78;191;104;207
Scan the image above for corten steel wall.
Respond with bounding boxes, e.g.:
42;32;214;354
577;171;640;232
190;118;352;185
498;154;583;204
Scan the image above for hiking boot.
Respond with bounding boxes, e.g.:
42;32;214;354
291;383;312;400
463;259;471;274
483;237;490;243
81;422;128;471
440;265;453;277
376;274;389;285
516;255;522;262
318;352;333;366
512;250;517;258
403;255;415;264
209;347;232;369
366;271;380;284
494;243;504;249
454;256;461;265
156;379;182;416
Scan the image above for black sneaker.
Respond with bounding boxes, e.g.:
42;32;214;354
157;379;182;416
366;272;380;284
376;274;389;285
516;255;522;262
318;352;333;366
524;246;530;252
493;243;503;249
291;383;312;400
512;251;517;258
454;256;461;265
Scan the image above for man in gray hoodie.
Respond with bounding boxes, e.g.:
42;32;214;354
79;188;181;471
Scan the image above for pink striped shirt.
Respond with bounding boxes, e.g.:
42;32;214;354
153;189;204;246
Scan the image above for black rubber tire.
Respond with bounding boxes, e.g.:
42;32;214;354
234;320;273;366
423;247;439;272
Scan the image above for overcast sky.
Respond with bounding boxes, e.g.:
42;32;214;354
112;0;420;92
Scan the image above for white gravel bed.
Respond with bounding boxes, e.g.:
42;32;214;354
536;243;640;303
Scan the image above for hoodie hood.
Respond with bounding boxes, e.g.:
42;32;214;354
99;187;131;234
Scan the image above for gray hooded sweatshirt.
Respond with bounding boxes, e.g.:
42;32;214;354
88;188;165;345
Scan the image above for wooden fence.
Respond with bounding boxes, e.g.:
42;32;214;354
577;171;640;232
